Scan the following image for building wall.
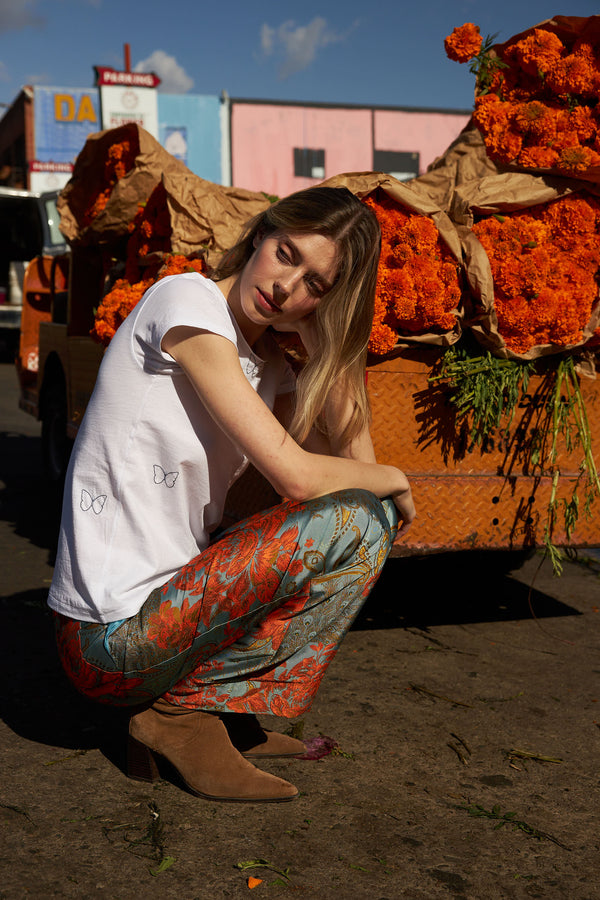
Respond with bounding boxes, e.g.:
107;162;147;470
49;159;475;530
157;94;222;184
0;89;33;188
374;108;470;172
230;100;471;197
0;86;471;196
32;85;101;190
231;103;373;196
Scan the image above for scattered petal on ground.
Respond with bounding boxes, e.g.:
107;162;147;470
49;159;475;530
297;735;339;759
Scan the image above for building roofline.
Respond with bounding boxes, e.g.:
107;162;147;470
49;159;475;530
229;96;472;116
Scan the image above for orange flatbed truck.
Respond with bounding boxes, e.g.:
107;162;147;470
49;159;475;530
17;247;104;481
17;249;600;556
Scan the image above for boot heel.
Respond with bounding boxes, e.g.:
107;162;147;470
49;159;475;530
127;735;161;783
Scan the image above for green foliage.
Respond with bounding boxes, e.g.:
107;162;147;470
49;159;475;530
459;802;571;850
468;34;509;94
433;344;535;445
236;858;292;882
432;344;600;575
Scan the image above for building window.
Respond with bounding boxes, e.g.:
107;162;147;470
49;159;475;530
373;150;419;182
294;148;325;179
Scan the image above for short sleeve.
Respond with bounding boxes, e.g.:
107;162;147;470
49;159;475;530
130;273;238;372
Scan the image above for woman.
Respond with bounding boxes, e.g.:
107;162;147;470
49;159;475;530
48;185;415;803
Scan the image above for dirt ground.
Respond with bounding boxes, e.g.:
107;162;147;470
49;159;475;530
2;360;600;900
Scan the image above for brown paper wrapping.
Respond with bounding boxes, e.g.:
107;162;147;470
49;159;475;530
320;170;465;353
407;122;498;212
161;170;271;265
58;124;271;262
57;124;189;247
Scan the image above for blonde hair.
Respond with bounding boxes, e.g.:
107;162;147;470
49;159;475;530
211;186;381;447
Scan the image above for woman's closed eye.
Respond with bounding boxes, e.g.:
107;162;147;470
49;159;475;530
276;245;293;264
305;276;326;297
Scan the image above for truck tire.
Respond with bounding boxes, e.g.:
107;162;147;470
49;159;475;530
41;381;72;482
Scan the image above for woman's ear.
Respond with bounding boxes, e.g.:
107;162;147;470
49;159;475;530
252;229;265;249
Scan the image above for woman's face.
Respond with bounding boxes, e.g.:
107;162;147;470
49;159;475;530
237;230;339;335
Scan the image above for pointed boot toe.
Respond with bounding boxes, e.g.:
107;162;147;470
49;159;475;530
220;712;306;758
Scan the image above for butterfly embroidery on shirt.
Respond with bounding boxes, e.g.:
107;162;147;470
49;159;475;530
153;464;179;488
80;489;107;515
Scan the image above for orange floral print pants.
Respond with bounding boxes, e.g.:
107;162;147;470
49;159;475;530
54;490;397;717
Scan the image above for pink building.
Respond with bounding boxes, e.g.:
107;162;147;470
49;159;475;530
230;99;471;197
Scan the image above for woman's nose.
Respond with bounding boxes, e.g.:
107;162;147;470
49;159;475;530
274;271;300;299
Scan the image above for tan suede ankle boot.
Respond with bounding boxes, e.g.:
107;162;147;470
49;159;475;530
127;699;298;802
220;712;306;758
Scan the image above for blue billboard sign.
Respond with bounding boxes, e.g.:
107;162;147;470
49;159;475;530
34;86;101;163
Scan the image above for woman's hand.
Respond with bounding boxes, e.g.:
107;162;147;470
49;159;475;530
274;311;319;356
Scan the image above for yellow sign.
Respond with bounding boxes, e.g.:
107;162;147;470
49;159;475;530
54;93;98;123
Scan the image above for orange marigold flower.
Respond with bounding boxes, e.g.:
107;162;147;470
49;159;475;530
513;101;557;140
565;105;597;143
473;95;524;164
368;320;400;356
546;54;594;97
573;38;597;65
517;145;559;170
504;28;565;77
82;139;137;226
444;23;482;63
487;126;523;166
557;145;600;175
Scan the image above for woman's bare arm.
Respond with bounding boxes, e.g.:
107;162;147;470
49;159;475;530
162;326;415;533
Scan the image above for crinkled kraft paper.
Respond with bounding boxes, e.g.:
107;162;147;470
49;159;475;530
58;123;270;257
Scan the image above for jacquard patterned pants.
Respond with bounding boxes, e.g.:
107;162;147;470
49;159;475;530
54;490;397;717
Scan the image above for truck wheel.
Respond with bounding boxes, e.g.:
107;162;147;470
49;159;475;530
41;382;72;482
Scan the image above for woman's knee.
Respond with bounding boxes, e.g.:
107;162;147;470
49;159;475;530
303;488;397;546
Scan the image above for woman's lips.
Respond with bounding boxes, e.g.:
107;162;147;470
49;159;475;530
257;288;280;313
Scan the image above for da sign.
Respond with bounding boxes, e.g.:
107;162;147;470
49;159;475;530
53;93;98;123
34;86;101;164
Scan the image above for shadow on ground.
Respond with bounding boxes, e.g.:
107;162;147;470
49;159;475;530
0;424;582;805
0;548;580;768
355;551;581;630
0;431;63;565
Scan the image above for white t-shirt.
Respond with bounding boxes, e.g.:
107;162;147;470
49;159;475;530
48;272;295;624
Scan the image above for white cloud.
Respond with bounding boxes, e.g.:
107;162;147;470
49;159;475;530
260;23;275;56
258;17;352;79
26;71;51;85
134;50;194;94
0;0;44;32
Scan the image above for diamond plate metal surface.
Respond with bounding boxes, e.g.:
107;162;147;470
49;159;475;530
223;351;599;554
368;353;600;553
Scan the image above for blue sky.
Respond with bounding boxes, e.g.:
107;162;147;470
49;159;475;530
1;0;598;113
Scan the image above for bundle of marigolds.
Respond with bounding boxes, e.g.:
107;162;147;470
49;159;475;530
82;138;138;226
125;183;173;283
472;191;600;355
363;190;462;355
445;17;600;177
91;254;206;346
